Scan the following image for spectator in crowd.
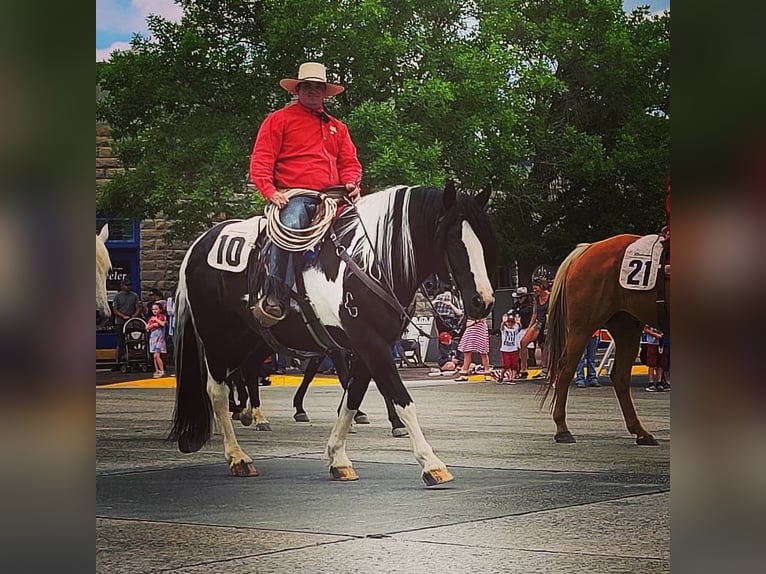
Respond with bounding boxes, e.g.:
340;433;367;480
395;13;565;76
643;325;668;391
428;331;463;376
146;302;167;378
454;317;491;382
494;311;521;383
512;286;535;374
138;288;164;321
519;278;550;379
112;278;140;364
433;289;463;336
575;330;602;388
165;297;176;342
659;332;670;390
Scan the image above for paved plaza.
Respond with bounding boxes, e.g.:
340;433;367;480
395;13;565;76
96;376;670;573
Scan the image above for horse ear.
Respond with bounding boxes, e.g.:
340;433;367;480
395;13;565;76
443;180;457;210
99;223;109;242
475;184;491;209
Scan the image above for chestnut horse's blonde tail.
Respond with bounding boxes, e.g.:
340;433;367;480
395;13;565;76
537;243;592;409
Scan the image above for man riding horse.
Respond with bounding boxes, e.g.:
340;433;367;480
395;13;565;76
249;61;362;326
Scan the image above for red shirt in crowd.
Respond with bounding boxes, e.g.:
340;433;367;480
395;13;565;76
249;102;363;200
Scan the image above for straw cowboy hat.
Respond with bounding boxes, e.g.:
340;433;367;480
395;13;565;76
279;62;345;97
512;286;528;297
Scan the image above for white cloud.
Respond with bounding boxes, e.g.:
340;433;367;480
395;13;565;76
133;0;183;23
96;41;132;62
96;1;184;61
96;0;183;36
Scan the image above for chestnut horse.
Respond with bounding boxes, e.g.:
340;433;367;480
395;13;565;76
539;234;669;445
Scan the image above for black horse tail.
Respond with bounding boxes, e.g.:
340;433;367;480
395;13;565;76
167;282;213;453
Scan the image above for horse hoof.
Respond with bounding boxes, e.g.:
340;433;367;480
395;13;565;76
294;412;310;423
391;427;409;438
239;411;253;426
636;434;659;446
255;422;272;432
230;461;258;477
554;431;576;443
330;466;358;481
354;413;371;424
422;468;454;486
231;411;242;421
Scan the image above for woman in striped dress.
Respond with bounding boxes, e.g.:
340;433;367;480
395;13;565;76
454;317;491;381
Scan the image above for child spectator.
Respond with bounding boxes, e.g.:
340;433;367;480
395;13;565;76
428;331;463;376
494;311;521;383
643;325;667;391
454;317;491;382
147;303;168;378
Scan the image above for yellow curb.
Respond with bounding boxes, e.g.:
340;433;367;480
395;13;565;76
98;374;341;390
98;365;650;390
100;377;177;389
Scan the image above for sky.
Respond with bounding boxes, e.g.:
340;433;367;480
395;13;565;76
96;0;670;62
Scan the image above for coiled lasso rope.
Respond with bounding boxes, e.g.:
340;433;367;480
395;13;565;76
264;188;338;252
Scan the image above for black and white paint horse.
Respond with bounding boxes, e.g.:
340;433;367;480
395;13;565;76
170;182;496;485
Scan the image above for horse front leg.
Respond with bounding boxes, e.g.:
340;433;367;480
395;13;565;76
330;348;370;424
325;356;371;481
607;318;658;446
206;374;257;476
354;339;451;486
382;390;408;437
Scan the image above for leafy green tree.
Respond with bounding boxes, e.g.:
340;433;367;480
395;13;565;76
476;0;669;279
97;0;669;284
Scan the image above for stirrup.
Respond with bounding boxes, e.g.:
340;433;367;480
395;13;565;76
253;298;284;327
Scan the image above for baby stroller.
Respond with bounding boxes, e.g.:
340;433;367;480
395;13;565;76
120;317;152;374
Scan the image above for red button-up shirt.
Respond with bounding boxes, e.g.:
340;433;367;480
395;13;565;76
249;102;363;200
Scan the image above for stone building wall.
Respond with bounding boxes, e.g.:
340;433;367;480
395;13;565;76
97;122;188;298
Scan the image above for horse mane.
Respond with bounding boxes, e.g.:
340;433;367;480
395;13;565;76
537;242;592;410
333;186;422;295
332;185;495;298
96;229;112;311
96;236;111;275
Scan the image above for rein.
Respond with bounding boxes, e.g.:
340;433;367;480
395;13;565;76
337;203;433;339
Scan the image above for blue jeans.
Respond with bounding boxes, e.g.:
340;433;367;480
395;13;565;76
575;335;599;384
266;195;319;303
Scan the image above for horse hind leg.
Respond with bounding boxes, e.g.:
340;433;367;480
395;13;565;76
293;357;319;422
236;350;272;431
607;316;658;446
330;349;371;425
206;370;258;476
552;331;593;444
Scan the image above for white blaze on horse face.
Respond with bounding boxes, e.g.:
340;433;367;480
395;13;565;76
461;221;494;307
